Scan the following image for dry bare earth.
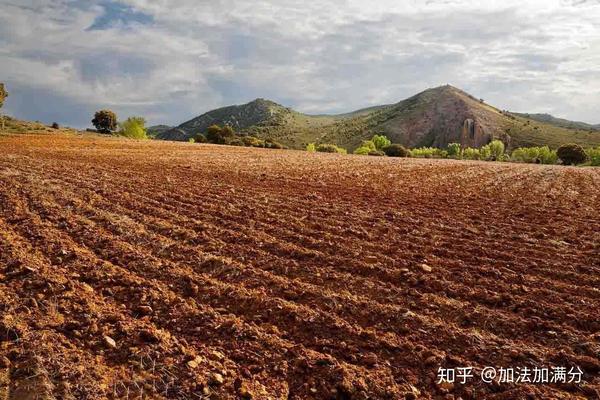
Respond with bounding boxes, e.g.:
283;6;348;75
0;134;599;400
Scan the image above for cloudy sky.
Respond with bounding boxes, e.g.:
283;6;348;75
1;0;599;128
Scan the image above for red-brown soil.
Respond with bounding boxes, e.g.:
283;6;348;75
0;134;599;399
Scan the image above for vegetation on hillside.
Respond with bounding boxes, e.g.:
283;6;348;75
157;86;600;152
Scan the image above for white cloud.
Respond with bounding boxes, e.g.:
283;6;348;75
0;0;599;126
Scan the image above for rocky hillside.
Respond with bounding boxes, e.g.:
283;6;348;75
158;86;600;150
512;113;599;131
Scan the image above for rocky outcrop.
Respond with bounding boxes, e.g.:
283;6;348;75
460;118;491;148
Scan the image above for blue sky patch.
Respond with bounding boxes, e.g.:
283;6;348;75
87;1;153;31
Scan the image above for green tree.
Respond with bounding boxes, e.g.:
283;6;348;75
462;147;481;160
487;140;505;160
371;134;391;150
92;110;118;134
194;133;207;143
0;83;7;131
0;83;7;109
206;124;236;144
206;125;222;143
383;144;408;157
447;143;461;158
118;116;147;139
557;143;588;165
316;144;346;154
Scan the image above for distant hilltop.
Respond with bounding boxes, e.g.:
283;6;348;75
157;85;600;150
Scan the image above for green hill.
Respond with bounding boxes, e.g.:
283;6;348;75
158;86;600;150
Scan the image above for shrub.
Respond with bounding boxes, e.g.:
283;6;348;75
227;138;244;146
243;136;265;147
188;138;195;143
479;140;505;161
462;147;481;160
51;122;60;129
0;83;7;109
353;146;371;155
92;110;117;134
206;124;234;144
372;134;391;150
409;147;448;158
264;139;284;149
368;150;385;156
586;147;600;166
557;143;588;165
118;116;147;139
306;143;316;152
511;146;557;164
221;125;235;138
194;133;207;143
383;144;408;157
316;144;346;154
447;143;461;158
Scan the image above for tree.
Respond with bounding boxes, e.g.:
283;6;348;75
194;133;207;143
447;143;461;158
371;134;391;150
92;110;117;134
0;83;7;109
0;83;7;131
118;116;147;139
383;144;408;157
557;143;588;165
488;140;505;160
353;140;376;155
206;125;224;143
221;125;235;138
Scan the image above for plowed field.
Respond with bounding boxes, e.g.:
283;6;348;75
0;134;599;399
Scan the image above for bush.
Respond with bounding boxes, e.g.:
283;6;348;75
264;139;284;149
478;140;505;161
371;134;391;150
0;83;7;109
353;146;371;155
462;147;481;160
243;136;265;147
586;147;600;166
118;116;147;139
511;146;557;164
316;144;346;154
206;124;235;144
409;147;448;159
557;143;588;165
188;138;195;143
194;133;207;143
227;138;244;146
383;144;408;157
51;122;60;129
368;150;385;156
447;143;461;158
92;110;117;134
306;143;316;152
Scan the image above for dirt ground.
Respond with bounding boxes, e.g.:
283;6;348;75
0;133;599;399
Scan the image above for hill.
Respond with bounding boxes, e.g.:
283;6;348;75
158;86;600;150
146;125;172;138
512;112;599;131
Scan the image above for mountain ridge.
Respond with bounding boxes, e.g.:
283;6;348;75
157;86;600;150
